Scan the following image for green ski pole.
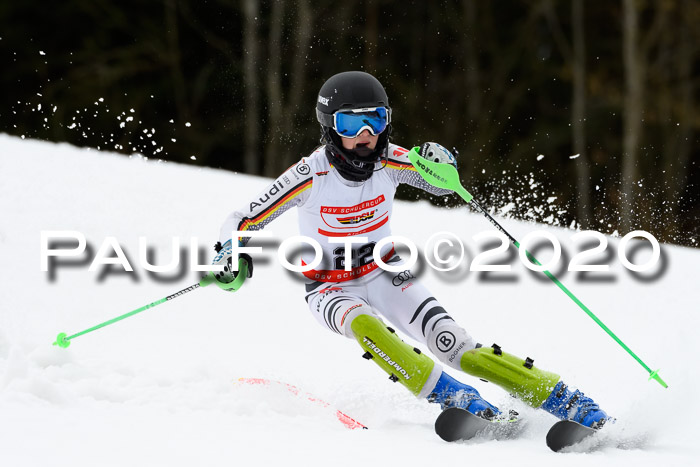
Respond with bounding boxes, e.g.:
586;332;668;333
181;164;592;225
53;259;249;348
407;147;668;388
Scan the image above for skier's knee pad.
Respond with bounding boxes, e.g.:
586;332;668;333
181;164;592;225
459;344;560;407
350;314;439;398
426;321;478;370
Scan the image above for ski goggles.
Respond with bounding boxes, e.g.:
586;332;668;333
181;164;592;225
330;107;391;138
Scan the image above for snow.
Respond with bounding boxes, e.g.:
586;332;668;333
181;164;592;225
1;134;698;466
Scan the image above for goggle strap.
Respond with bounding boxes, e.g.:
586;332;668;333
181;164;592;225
316;109;334;128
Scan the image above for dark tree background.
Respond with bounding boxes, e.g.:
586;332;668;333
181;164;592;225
1;0;698;246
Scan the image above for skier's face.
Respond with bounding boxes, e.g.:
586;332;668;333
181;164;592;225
340;129;379;155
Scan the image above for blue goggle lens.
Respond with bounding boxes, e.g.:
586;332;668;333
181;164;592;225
334;107;389;138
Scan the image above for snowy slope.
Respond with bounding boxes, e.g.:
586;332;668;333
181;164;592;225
0;134;698;467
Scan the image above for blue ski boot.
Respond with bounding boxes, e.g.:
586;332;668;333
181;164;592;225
541;381;609;428
428;371;501;420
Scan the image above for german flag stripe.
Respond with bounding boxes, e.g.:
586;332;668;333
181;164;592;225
386;158;416;170
238;179;313;231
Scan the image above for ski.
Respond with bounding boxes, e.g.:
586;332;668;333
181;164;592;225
435;407;522;442
546;420;598;452
236;378;367;430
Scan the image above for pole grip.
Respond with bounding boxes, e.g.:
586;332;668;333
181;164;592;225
200;257;249;291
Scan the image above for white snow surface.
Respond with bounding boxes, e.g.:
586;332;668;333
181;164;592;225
0;134;698;466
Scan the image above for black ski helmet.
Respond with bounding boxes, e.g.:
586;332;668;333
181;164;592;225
316;71;392;181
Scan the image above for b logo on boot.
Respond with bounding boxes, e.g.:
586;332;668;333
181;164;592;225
436;331;455;352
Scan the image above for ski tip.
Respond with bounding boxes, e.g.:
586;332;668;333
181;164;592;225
649;369;668;388
53;332;70;349
546;420;597;452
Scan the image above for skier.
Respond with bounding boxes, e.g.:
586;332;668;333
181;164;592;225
212;71;608;435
